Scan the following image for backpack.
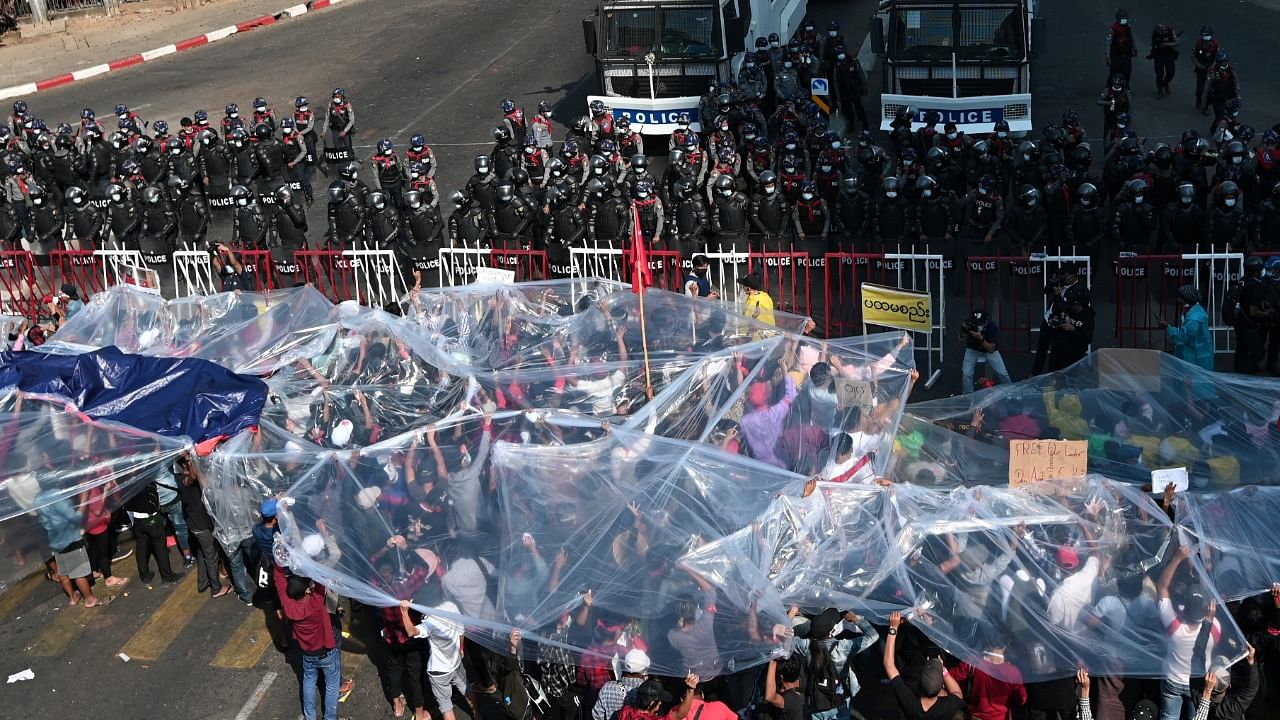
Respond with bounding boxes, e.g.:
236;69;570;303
805;644;841;713
1222;280;1244;326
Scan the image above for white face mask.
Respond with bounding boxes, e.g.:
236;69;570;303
765;185;777;194
947;132;958;140
1117;123;1128;129
229;113;238;119
1133;195;1144;204
1202;35;1212;42
820;165;832;172
1023;154;1032;161
885;191;898;199
237;198;248;206
1225;198;1237;207
998;131;1008;138
1119;18;1128;25
636;191;648;198
828;31;837;37
837;54;847;61
1232;156;1243;164
801;193;815;200
923;189;933;198
32;198;42;205
783;62;793;69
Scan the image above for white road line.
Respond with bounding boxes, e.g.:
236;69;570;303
233;670;278;720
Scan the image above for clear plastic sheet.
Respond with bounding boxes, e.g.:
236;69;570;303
628;332;916;477
892;477;1249;682
0;391;188;588
1176;487;1280;602
46;285;341;376
901;348;1280;488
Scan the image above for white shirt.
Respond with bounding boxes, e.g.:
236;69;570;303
576;370;626;415
1159;596;1220;683
1046;556;1100;633
413;600;465;674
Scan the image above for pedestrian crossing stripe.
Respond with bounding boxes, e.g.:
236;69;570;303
119;571;209;661
211;611;274;669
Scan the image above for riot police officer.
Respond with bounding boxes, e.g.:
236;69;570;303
487;181;533;250
871;176;911;247
1004;185;1047;254
231;185;270;249
791;179;830;253
253;123;287;198
105;182;142;249
632;178;665;247
292;96;319;171
399;189;443;287
545;184;585;278
370;138;405;209
491;126;522;180
327;181;366;248
197;130;235;210
448;190;489;247
1112;178;1157;251
466;155;498;213
1253;180;1280;249
1236;255;1273;373
1066;182;1107;271
1160;182;1205;251
139;184;177;291
324;87;356;160
586;178;629;248
1105;10;1138;84
25;184;64;256
175;178;210;249
750;170;790;251
710;174;748;255
962;175;1005;256
1205;181;1246;249
227;128;258;189
670;177;710;257
63;185;102;251
911;175;953;246
281;118;312;205
366;190;403;249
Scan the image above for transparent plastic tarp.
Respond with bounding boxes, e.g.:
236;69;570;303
893;477;1249;682
629;332;916;477
0;392;188;588
1176;487;1280;602
46;285;340;376
903;349;1280;489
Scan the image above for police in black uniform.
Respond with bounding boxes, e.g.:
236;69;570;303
670;177;709;258
487;181;533;250
710;174;748;256
327;180;366;248
1160;183;1206;253
197;130;235;211
366;190;403;249
1004;185;1047;255
1236;256;1273;373
253;123;287;199
269;184;309;289
466;155;498;214
872;176;911;247
139;184;177;293
1066;183;1107;272
231;185;270;249
1205;181;1246;249
105;182;142;249
175;178;209;248
399;189;443;288
586;178;629;249
448;190;489;248
749;170;790;252
63;186;102;251
1112;178;1157;251
545;184;585;278
25;184;64;256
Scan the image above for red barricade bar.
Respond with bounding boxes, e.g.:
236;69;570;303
294;250;355;303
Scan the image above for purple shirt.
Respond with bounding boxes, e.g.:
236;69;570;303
740;376;797;467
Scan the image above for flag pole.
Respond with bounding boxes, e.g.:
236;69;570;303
631;204;654;397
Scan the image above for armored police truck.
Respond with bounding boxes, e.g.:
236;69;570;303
582;0;807;135
871;0;1039;133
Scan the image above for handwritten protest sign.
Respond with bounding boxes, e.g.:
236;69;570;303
835;377;874;413
1009;439;1088;487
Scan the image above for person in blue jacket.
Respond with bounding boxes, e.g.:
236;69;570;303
1161;284;1214;370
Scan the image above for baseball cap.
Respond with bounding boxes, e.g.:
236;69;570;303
260;498;278;518
1057;546;1079;571
624;648;651;674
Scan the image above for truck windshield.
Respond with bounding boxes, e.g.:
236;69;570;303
604;6;720;58
891;5;1024;60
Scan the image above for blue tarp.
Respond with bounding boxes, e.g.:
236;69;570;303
0;346;267;443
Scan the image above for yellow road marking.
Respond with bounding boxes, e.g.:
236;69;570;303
211;611;274;669
119;571;208;661
0;570;45;622
27;604;93;657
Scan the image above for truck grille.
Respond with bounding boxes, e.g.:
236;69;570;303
603;63;717;99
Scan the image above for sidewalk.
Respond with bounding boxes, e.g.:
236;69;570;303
0;0;330;92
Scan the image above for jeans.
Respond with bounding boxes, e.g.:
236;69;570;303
811;709;839;720
160;502;190;556
962;347;1012;393
221;535;256;603
302;647;342;720
1159;678;1192;720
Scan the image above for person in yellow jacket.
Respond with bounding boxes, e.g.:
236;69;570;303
1043;389;1089;440
738;273;776;326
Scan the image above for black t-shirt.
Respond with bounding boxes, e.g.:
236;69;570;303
780;688;805;720
1240;277;1270;323
175;471;214;532
889;677;966;720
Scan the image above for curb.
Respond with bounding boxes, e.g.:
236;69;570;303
0;0;352;101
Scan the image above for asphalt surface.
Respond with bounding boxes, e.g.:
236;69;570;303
3;0;1280;716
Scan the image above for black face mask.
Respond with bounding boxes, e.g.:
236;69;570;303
694;268;708;277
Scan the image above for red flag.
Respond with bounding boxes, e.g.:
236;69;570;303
629;203;652;294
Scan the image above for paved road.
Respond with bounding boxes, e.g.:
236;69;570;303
2;1;1280;713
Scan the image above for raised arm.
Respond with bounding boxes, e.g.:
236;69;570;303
883;611;902;680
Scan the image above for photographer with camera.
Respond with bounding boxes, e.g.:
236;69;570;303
960;308;1012;394
1032;270;1083;376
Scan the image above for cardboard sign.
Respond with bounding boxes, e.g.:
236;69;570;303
473;267;515;285
117;264;161;296
835;377;874;412
1009;439;1088;487
1151;467;1189;494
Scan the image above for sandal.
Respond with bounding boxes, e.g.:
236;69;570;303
82;595;115;609
104;576;130;588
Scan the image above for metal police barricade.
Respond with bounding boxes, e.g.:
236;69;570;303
0;250;40;318
235;249;275;292
293;249;356;302
965;250;1089;354
440;246;550;287
569;243;679;289
1114;247;1242;354
824;247;948;376
570;244;625;284
342;248;406;308
49;248;148;301
172;249;219;297
746;251;816;321
700;250;752;303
